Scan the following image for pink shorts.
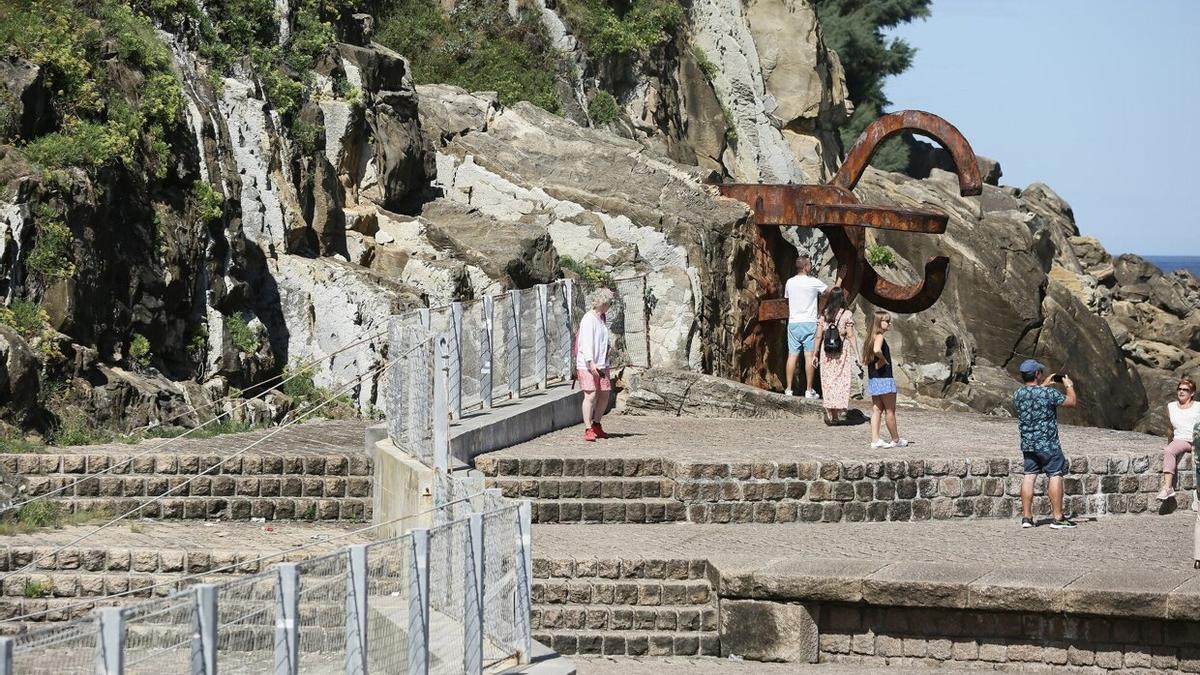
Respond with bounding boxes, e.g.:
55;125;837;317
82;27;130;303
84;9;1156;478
577;368;611;392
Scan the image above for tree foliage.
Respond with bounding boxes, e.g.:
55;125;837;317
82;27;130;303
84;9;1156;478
814;0;930;172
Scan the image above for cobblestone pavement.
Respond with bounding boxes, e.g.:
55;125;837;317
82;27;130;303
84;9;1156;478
0;519;375;551
573;655;1017;673
42;420;372;456
494;411;1160;462
535;511;1197;573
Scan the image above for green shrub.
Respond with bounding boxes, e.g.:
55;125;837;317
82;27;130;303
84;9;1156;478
866;243;897;268
721;104;737;145
290;119;322;156
26;219;75;279
559;0;683;56
129;333;151;367
193;181;224;224
559;255;612;289
227;314;262;354
22;581;53;598
375;0;561;113
51;407;113;446
0;299;61;361
691;46;717;81
588;90;620;125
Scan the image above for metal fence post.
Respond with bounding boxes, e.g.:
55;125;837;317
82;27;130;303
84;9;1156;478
0;637;12;675
417;308;431;329
274;563;300;675
433;336;450;474
481;295;494;411
534;284;548;390
408;530;430;675
560;280;576;380
345;545;369;675
191;584;217;675
449;301;464;420
506;289;521;399
464;514;484;675
96;607;124;675
514;502;533;663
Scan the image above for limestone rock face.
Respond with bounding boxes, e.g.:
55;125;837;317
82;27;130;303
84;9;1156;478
0;325;39;424
416;85;755;373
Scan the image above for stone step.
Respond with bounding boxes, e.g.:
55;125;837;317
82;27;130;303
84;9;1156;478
0;596;357;627
533;578;713;607
20;473;373;499
532;629;719;657
489;476;675;500
2;453;371;478
531;498;686;524
534;558;710;581
55;496;372;521
0;571;405;603
533;604;718;633
475;456;666;479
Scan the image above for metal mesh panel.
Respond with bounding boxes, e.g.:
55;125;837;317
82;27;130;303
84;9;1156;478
364;534;411;674
614;276;650;368
387;316;435;464
295;551;349;661
428;307;460;418
459;299;486;411
12;615;96;674
215;572;277;673
428;520;466;675
482;506;520;667
493;293;515;401
518;287;542;393
546;281;573;383
122;593;194;674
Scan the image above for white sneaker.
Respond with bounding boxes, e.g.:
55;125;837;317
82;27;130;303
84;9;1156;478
1192;493;1199;512
870;439;895;449
892;438;910;448
1158;488;1176;501
804;389;820;399
784;389;794;396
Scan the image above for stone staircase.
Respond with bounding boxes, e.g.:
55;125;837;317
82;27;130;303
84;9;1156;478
4;449;373;521
530;557;719;657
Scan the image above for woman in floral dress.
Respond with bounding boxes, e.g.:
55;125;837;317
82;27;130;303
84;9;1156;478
812;288;856;425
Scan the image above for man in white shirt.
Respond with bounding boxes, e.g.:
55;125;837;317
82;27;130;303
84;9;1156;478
784;256;827;398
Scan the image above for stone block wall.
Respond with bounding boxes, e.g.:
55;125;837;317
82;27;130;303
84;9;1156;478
814;603;1200;672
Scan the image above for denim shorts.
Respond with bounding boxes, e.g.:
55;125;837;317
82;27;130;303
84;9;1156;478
1022;450;1066;477
867;377;897;396
787;321;817;353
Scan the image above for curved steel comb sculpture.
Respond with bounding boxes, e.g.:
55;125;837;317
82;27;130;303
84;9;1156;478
719;110;982;317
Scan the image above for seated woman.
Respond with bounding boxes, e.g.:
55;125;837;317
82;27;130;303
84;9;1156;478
1158;377;1199;502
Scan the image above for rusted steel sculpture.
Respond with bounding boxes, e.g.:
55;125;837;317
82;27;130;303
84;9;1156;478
720;110;983;318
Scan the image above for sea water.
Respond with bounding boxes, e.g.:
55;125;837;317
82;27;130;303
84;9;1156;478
1143;256;1200;277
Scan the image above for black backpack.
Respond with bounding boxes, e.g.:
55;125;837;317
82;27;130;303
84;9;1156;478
821;311;844;355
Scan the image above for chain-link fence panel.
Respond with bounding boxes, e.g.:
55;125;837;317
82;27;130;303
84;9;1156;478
546;282;573;383
214;571;277;673
613;276;650;368
459;299;486;412
517;287;542;394
387;316;435;464
364;534;411;674
482;506;520;667
295;551;348;663
12;615;96;674
493;292;516;401
428;519;466;675
122;592;194;674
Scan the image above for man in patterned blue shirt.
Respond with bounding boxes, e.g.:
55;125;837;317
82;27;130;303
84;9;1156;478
1014;359;1077;529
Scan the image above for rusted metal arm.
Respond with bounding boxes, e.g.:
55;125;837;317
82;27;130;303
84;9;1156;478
832;110;983;197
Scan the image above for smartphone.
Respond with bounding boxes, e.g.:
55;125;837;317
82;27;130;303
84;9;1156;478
1051;373;1065;383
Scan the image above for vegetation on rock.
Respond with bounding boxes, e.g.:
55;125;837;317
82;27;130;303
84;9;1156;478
192;180;224;224
813;0;930;171
227;314;262;354
559;255;613;290
129;333;152;367
558;0;682;56
0;300;61;361
866;243;897;268
375;0;561;113
587;90;620;125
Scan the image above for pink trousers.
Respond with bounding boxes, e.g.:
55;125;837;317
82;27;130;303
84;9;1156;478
1163;439;1194;474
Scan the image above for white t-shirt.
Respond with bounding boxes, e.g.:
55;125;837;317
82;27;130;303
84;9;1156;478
575;310;610;370
784;274;828;323
1168;401;1200;443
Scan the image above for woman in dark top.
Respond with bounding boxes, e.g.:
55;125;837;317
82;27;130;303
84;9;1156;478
861;311;908;449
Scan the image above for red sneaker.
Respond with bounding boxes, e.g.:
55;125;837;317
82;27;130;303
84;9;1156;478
591;423;610;439
583;427;597;442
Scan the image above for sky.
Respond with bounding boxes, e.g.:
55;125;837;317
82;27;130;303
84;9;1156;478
882;0;1199;257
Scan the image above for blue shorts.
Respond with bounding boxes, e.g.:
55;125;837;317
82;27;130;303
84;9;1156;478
867;377;897;396
787;322;817;353
1022;450;1066;477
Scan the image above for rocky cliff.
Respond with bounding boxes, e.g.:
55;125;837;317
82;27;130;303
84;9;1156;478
0;0;1194;439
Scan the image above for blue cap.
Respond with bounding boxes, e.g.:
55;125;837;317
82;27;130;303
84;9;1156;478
1018;359;1046;375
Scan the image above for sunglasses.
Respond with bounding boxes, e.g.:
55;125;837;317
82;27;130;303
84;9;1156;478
1181;388;1195;393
